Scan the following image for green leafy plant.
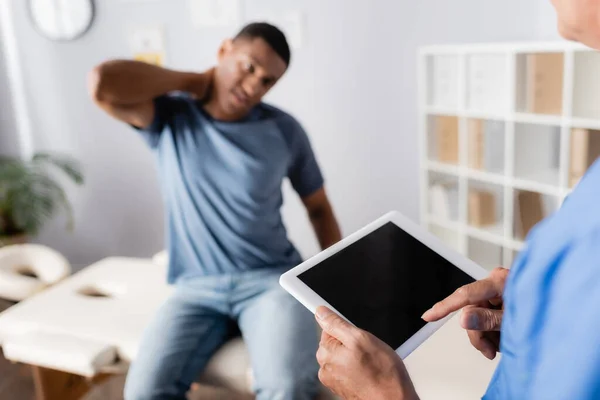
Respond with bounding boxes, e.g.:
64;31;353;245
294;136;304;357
0;152;84;242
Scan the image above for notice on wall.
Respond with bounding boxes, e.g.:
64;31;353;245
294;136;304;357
128;26;166;66
189;0;242;28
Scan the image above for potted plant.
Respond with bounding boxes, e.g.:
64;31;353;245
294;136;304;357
0;153;84;247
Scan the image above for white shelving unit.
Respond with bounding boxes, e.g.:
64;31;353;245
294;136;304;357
419;41;600;271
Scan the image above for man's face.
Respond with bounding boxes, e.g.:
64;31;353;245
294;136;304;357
552;0;600;49
214;37;288;116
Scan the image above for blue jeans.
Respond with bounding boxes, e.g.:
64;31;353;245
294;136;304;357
124;267;320;400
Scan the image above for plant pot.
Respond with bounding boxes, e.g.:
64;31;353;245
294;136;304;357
0;234;28;247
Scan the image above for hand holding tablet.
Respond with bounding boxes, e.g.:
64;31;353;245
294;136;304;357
280;210;488;358
314;305;420;400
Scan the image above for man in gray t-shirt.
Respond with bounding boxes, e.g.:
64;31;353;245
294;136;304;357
90;22;341;400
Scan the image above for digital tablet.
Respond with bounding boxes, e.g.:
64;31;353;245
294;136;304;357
279;211;488;358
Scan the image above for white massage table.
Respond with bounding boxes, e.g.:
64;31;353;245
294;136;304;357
0;256;499;399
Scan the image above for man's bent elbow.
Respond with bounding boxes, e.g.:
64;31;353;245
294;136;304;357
88;62;115;104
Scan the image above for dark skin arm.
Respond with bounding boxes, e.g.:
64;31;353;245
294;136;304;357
88;60;213;128
90;61;342;250
301;187;341;250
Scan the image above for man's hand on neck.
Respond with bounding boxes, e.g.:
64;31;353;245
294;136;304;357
198;70;253;122
183;68;250;122
182;68;214;101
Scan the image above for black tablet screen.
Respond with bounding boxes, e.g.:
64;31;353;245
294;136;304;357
298;222;475;350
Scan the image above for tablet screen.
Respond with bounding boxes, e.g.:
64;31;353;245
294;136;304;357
298;222;474;350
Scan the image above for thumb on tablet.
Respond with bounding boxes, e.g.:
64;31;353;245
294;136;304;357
316;306;355;346
461;307;503;331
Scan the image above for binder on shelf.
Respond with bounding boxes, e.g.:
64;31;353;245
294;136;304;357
432;55;459;108
570;128;600;187
429;181;459;221
468;119;505;173
468;119;484;170
436;116;459;164
526;53;564;115
515;191;544;239
467;55;507;113
468;190;496;227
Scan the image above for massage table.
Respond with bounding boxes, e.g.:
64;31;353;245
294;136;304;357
0;256;499;399
0;244;71;302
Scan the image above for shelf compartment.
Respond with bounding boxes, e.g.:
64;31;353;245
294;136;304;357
466;54;509;114
569;128;600;188
426;55;461;109
513;190;560;241
427;115;460;164
428;172;460;223
467;119;505;174
573;51;600;119
467;238;505;272
516;52;564;116
467;179;504;237
514;123;561;186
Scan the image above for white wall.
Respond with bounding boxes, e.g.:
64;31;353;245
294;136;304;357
534;0;563;40
0;17;19;157
0;0;562;268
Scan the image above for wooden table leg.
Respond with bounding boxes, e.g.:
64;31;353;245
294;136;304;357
31;366;111;400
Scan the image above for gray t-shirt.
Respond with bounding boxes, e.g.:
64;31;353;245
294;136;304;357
136;93;324;283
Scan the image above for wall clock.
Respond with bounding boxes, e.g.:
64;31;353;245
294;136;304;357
28;0;95;41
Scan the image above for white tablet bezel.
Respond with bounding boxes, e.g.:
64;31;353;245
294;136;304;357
280;210;488;359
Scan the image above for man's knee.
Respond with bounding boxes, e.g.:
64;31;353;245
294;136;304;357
252;347;320;400
261;286;318;329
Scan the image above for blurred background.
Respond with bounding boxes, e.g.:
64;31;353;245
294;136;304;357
0;0;563;269
1;1;591;399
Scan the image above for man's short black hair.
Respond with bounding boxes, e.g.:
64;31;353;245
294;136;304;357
234;22;291;66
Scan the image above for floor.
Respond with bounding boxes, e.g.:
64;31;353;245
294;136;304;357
0;298;249;400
